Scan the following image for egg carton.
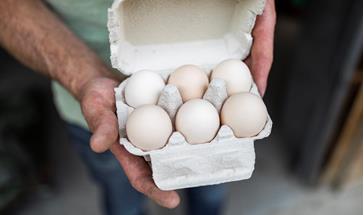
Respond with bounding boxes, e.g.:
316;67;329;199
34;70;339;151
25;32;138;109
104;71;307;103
108;0;266;74
115;79;272;190
108;0;271;190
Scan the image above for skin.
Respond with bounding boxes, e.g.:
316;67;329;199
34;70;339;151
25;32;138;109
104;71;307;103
246;0;276;96
0;0;275;209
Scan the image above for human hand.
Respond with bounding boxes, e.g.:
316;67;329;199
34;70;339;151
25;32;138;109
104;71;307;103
245;0;276;96
0;0;176;208
70;1;275;209
79;77;180;208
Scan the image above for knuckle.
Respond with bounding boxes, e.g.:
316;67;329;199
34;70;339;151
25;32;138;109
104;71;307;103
131;177;156;197
131;179;145;193
82;91;104;116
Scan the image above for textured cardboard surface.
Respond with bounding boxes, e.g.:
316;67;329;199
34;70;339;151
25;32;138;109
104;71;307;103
114;78;272;190
108;0;266;75
109;0;271;190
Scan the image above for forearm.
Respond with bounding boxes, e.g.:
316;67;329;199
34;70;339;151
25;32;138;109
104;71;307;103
0;0;112;99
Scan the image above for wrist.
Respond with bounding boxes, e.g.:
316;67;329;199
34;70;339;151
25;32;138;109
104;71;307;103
75;68;123;105
72;63;115;101
53;54;115;101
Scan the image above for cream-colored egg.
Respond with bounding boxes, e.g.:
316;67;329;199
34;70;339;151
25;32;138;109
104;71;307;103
126;105;172;151
176;99;220;144
124;70;165;108
168;65;209;102
221;93;267;137
211;59;252;95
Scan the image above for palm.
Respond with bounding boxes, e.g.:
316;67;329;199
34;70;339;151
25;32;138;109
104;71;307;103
80;77;180;208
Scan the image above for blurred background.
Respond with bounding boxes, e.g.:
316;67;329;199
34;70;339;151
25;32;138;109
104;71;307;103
0;0;362;214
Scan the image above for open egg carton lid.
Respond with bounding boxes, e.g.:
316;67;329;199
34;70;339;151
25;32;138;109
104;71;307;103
108;0;266;76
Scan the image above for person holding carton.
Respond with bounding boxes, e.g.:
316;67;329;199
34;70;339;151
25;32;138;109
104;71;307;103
0;0;276;214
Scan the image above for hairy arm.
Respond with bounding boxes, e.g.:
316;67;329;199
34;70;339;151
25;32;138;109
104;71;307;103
0;0;112;99
0;0;180;208
0;0;275;208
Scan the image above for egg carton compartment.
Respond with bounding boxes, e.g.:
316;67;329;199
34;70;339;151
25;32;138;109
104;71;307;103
115;78;272;156
151;136;256;190
114;75;272;190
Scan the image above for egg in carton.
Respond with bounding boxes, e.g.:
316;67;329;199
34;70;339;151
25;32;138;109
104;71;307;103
108;0;272;190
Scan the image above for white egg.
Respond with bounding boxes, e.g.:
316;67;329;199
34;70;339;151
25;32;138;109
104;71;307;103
124;70;165;108
168;65;209;102
221;93;267;138
176;99;220;144
211;59;252;95
126;105;173;151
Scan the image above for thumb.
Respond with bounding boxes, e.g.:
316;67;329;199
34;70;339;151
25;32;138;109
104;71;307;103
89;111;119;153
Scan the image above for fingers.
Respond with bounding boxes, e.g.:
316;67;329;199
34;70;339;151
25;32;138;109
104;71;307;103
81;78;120;153
135;177;180;209
90;110;119;152
81;77;180;208
82;93;118;153
250;0;276;96
110;143;181;208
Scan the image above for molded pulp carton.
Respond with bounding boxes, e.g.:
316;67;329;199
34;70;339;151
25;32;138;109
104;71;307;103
108;0;272;191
